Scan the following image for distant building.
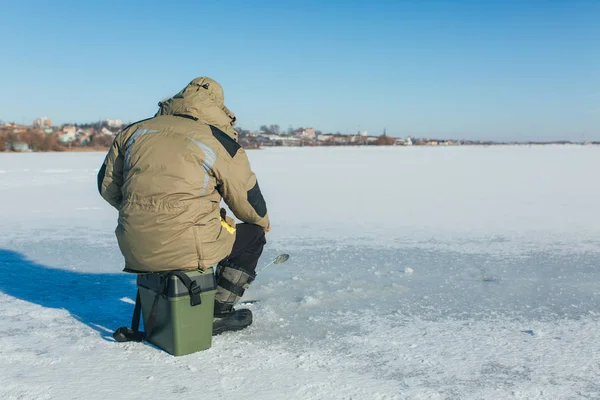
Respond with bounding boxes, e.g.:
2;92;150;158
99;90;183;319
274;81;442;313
358;130;368;137
59;126;77;143
101;127;117;136
34;117;52;128
9;142;31;152
258;134;278;141
60;132;76;143
62;126;77;134
304;128;316;138
333;136;350;145
295;128;316;138
281;136;302;146
106;119;122;128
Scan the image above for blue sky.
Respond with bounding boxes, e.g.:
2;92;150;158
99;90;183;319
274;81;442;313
1;0;598;140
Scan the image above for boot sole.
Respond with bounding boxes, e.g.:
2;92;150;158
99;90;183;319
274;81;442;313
212;309;253;336
212;323;252;336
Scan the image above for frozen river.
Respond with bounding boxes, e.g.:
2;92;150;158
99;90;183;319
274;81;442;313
1;146;599;399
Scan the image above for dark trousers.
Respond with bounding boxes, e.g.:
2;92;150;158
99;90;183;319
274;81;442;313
223;223;266;273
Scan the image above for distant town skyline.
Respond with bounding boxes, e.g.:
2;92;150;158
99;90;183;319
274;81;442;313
1;1;599;141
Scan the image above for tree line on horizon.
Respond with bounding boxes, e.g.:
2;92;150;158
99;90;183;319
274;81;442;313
234;124;397;146
0;127;114;152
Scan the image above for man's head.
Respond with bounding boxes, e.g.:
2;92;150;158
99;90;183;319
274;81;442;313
157;77;238;140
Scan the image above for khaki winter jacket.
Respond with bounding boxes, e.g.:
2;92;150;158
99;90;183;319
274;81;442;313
98;77;270;272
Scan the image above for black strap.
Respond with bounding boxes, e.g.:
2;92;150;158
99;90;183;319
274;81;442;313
217;278;246;297
143;291;161;339
131;290;142;332
168;271;202;306
113;290;145;343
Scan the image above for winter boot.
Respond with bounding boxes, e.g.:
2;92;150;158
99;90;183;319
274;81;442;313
212;260;256;335
212;308;253;335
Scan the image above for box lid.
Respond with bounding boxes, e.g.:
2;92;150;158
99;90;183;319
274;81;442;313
137;268;216;297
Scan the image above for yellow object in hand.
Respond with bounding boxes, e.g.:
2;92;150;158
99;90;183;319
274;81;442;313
221;219;236;235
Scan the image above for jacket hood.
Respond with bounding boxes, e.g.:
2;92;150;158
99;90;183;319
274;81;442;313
156;77;238;141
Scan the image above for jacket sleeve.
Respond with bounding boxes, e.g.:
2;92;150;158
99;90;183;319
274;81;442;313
97;136;124;209
216;148;270;229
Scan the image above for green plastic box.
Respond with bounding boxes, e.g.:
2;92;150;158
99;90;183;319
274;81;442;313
137;267;216;356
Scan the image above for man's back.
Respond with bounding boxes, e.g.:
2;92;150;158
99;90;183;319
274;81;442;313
98;78;270;273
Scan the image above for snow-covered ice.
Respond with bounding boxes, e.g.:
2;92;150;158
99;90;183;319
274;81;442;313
1;146;599;399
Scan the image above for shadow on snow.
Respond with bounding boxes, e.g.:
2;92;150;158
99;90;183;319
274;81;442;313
0;248;137;341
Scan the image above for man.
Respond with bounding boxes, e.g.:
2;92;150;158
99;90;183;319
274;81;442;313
97;77;270;334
